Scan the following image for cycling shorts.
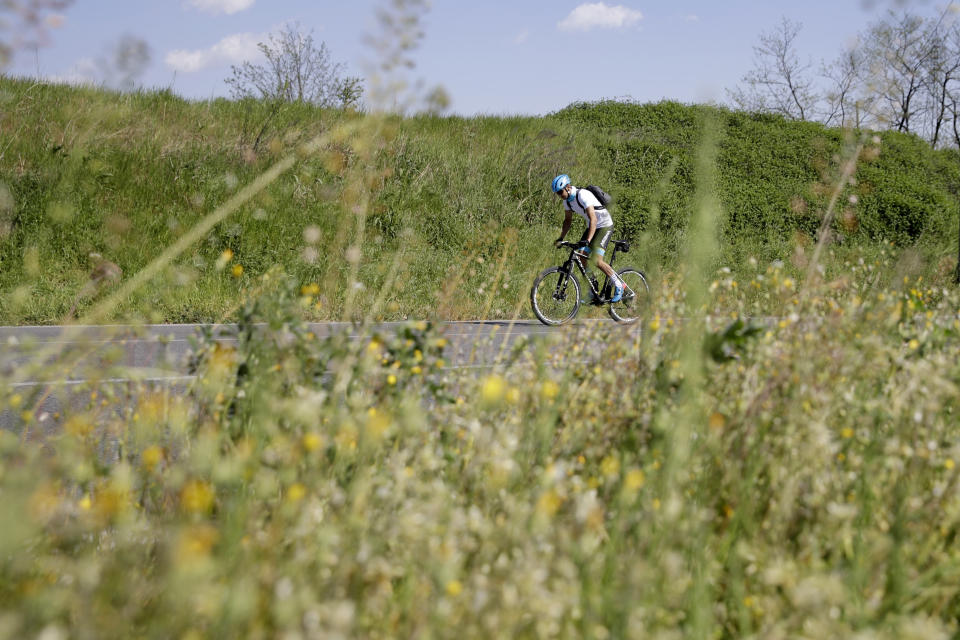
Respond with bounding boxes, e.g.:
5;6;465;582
579;225;614;267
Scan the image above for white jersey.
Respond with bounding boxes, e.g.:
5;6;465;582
564;187;613;229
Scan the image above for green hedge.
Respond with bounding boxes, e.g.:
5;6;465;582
1;78;958;323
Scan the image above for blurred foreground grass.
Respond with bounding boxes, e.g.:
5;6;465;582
2;263;960;638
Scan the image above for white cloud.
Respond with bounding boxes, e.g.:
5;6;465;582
685;14;700;22
43;58;97;86
184;0;255;15
558;3;643;31
165;32;263;72
514;29;530;44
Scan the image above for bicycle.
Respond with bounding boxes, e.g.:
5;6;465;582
530;240;650;326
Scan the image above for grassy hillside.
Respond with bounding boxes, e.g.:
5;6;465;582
6;77;960;638
1;76;958;324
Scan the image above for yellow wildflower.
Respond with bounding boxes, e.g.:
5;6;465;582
286;483;307;503
176;524;220;562
366;412;391;440
141;445;164;472
541;380;559;400
536;489;563;517
480;375;506;404
180;480;215;514
215;249;233;270
600;456;620;478
624;469;645;491
65;415;94;437
302;433;323;452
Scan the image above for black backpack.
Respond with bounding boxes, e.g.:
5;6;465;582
580;185;613;209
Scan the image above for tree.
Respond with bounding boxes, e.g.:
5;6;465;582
731;11;960;149
225;24;363;108
728;17;818;121
863;12;938;134
918;20;960;147
822;44;875;129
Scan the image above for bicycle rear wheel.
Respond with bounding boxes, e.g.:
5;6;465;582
608;268;649;324
531;267;581;326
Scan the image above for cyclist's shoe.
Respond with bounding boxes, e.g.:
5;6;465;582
611;282;624;303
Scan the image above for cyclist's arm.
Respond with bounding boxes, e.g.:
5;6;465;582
558;209;572;240
585;207;597;242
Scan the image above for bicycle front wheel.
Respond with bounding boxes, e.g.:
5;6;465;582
531;267;581;326
608;268;649;324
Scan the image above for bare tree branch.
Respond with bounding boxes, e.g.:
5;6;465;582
225;23;364;109
863;11;939;134
919;20;960;147
822;44;876;129
731;10;960;149
728;17;818;121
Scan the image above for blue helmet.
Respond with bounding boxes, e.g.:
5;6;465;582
551;174;571;193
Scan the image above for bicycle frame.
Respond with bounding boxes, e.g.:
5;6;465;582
555;242;621;302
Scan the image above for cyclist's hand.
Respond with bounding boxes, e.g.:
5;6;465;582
575;241;590;254
554;238;564;248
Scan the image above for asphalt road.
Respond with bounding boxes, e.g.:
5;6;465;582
1;320;638;434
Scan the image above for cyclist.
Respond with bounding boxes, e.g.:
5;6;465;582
551;174;623;302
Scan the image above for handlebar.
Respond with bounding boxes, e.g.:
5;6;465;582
556;239;631;252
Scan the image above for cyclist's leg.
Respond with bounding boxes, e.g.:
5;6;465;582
576;229;602;299
589;226;617;280
590;226;624;300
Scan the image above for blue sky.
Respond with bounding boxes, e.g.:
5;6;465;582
6;0;956;115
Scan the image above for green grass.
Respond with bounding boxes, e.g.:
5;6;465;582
5;75;960;638
1;77;958;324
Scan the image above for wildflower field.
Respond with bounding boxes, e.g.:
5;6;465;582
2;254;960;638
